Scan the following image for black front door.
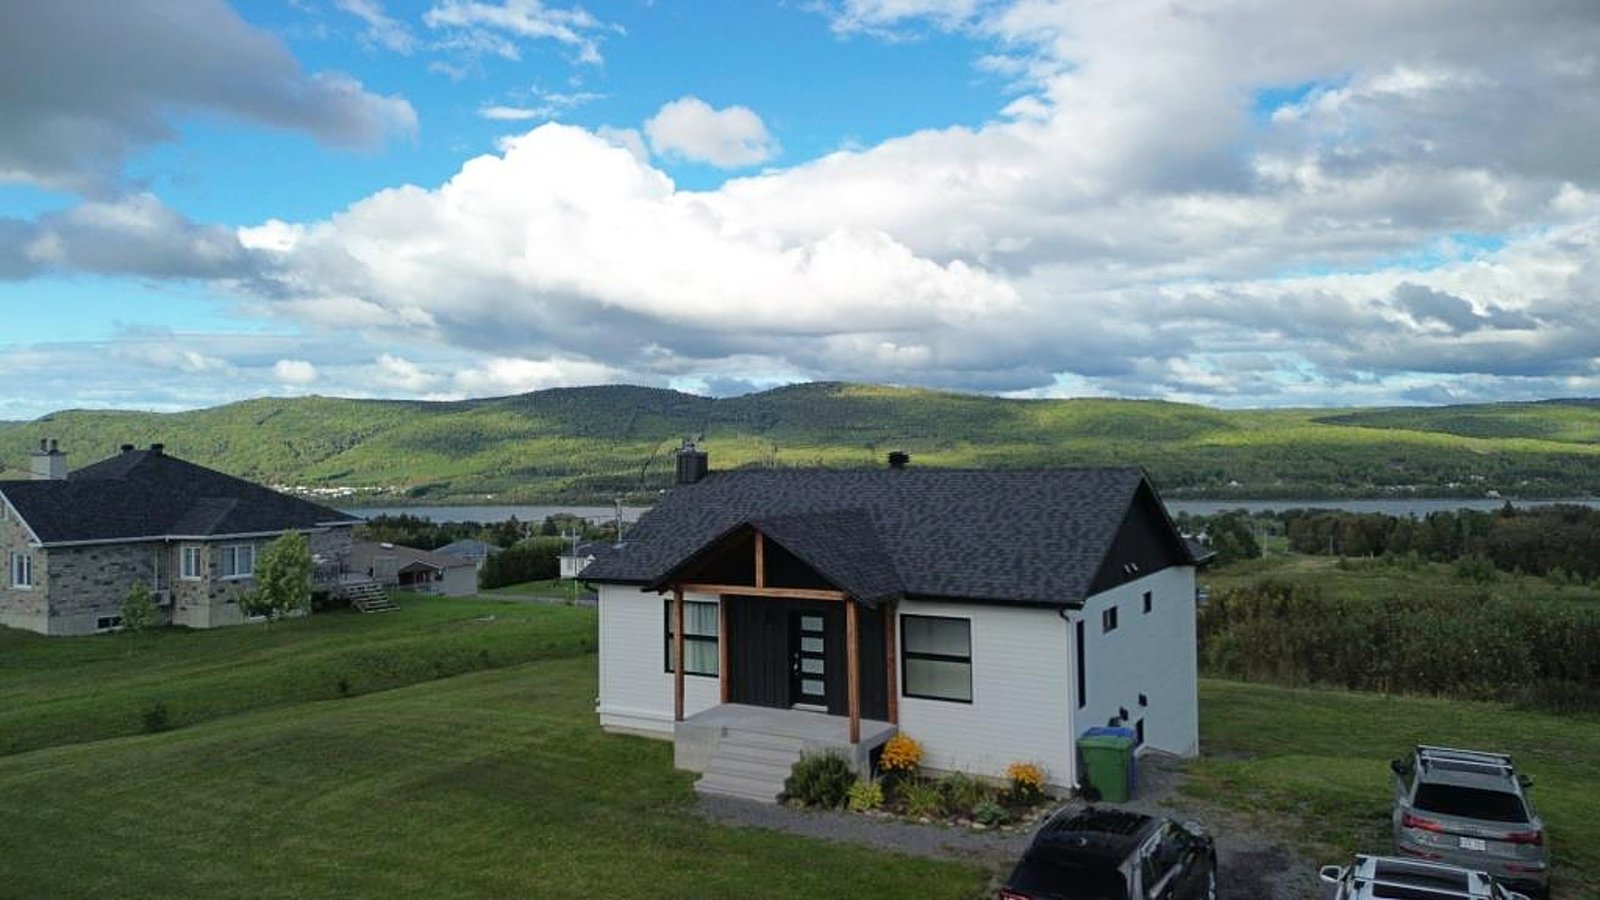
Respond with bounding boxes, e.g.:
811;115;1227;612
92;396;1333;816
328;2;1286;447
789;610;831;709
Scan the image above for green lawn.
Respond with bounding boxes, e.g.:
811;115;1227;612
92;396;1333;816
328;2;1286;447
483;578;579;600
0;655;987;899
0;596;596;756
1205;553;1600;605
1193;679;1600;898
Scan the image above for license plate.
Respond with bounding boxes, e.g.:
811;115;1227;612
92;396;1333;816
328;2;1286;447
1459;837;1487;851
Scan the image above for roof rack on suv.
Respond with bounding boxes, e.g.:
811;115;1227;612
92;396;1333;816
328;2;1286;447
1329;855;1505;900
1416;745;1515;777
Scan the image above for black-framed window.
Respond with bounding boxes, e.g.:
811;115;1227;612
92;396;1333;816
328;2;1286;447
1142;591;1152;614
664;599;719;677
901;614;972;703
1102;605;1119;633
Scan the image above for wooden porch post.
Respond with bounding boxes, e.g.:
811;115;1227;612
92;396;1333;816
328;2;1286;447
673;586;685;723
847;598;860;744
718;595;730;703
754;531;765;588
885;600;898;725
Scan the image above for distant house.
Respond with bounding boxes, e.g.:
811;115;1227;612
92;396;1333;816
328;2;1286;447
435;538;500;572
347;541;478;597
582;443;1203;802
0;440;360;635
559;541;600;580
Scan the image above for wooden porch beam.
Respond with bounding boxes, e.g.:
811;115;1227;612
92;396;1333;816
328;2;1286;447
885;600;898;725
673;587;685;723
754;531;765;588
677;583;846;602
847;598;860;744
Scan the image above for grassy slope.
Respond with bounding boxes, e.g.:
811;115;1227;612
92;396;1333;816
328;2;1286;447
4;383;1600;501
0;655;986;900
0;597;596;756
1194;679;1599;898
1204;554;1600;605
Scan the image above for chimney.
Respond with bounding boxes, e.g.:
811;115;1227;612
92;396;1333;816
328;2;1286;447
149;443;165;455
120;444;135;453
30;438;68;480
675;437;709;485
887;450;911;470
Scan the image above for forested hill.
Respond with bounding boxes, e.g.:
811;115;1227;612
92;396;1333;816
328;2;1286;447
2;383;1598;503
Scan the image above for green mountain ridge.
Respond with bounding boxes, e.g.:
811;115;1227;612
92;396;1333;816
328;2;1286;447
3;382;1599;502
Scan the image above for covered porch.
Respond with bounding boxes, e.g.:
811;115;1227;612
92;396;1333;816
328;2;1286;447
674;703;896;774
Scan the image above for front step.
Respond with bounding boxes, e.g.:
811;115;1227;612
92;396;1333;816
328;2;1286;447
693;729;806;804
343;581;398;613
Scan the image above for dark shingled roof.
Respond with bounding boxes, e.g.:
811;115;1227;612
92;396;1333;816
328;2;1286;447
584;466;1193;607
0;448;360;545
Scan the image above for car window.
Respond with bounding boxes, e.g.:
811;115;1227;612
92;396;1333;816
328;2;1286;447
1010;859;1127;900
1413;784;1528;822
1139;827;1185;896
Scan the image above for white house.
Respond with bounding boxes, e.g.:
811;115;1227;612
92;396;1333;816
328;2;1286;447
581;444;1206;803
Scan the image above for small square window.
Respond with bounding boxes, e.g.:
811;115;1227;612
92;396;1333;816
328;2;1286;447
1142;591;1153;614
97;615;123;631
1102;605;1119;633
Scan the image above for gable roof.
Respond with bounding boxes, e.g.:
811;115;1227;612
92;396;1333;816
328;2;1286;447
435;539;501;560
0;448;360;545
583;466;1196;608
347;541;477;573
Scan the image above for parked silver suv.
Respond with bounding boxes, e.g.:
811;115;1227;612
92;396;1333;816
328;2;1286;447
1319;855;1533;900
1391;746;1548;898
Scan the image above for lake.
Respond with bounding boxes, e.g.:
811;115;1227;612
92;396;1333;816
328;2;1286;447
343;497;1600;523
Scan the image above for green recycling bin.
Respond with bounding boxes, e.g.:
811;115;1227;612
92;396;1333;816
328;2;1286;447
1077;730;1136;803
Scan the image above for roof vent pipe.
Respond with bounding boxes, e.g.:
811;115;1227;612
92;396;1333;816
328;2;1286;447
120;444;135;453
887;450;911;470
150;443;165;455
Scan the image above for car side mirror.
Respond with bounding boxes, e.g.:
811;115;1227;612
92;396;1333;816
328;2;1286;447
1318;866;1345;885
1390;759;1410;777
1517;774;1533;789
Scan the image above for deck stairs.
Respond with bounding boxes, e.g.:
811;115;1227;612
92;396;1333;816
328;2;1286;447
345;581;398;613
693;730;805;804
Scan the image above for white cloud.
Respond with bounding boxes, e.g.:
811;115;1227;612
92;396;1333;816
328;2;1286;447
479;106;544;121
0;0;417;193
822;0;984;35
644;97;779;168
373;354;441;392
272;359;320;385
424;0;614;65
478;89;602;122
335;0;417;53
450;356;623;396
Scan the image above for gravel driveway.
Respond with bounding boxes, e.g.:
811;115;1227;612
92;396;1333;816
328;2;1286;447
695;753;1324;899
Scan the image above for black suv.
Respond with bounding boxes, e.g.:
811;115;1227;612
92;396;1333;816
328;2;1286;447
999;807;1217;900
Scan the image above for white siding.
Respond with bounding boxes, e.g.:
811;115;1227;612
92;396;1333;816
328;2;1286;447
596;584;720;736
1070;566;1199;760
896;599;1075;790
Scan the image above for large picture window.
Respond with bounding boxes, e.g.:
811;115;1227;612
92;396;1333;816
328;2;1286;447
664;599;719;677
220;544;255;579
901;614;972;703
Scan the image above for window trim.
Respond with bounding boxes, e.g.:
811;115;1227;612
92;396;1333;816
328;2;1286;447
900;614;974;704
9;551;34;590
219;543;255;580
1102;605;1119;633
663;599;719;678
180;545;203;581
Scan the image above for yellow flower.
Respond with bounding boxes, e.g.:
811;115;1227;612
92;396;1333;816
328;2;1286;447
880;733;924;773
1006;761;1046;790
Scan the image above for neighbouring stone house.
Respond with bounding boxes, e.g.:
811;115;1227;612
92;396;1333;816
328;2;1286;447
0;440;360;635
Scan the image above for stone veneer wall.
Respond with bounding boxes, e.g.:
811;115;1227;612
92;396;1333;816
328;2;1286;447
45;541;168;636
0;495;48;634
171;527;356;630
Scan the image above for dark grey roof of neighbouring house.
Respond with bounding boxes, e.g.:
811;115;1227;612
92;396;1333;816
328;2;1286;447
583;467;1196;608
0;448;361;545
436;539;501;560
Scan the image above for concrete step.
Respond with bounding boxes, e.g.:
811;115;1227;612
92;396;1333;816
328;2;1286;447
720;729;806;753
715;742;803;768
694;771;784;803
705;755;793;783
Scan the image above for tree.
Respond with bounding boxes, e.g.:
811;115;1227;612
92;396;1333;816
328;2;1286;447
240;531;313;622
122;580;158;633
1206;511;1261;565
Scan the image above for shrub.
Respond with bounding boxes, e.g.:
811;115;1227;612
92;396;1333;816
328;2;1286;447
783;753;855;809
1006;761;1048;806
121;581;158;633
900;779;944;818
879;733;923;776
973;799;1009;827
140;701;172;733
846;778;884;812
937;771;992;817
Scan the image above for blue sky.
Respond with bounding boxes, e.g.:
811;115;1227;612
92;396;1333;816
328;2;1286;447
2;1;1598;419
